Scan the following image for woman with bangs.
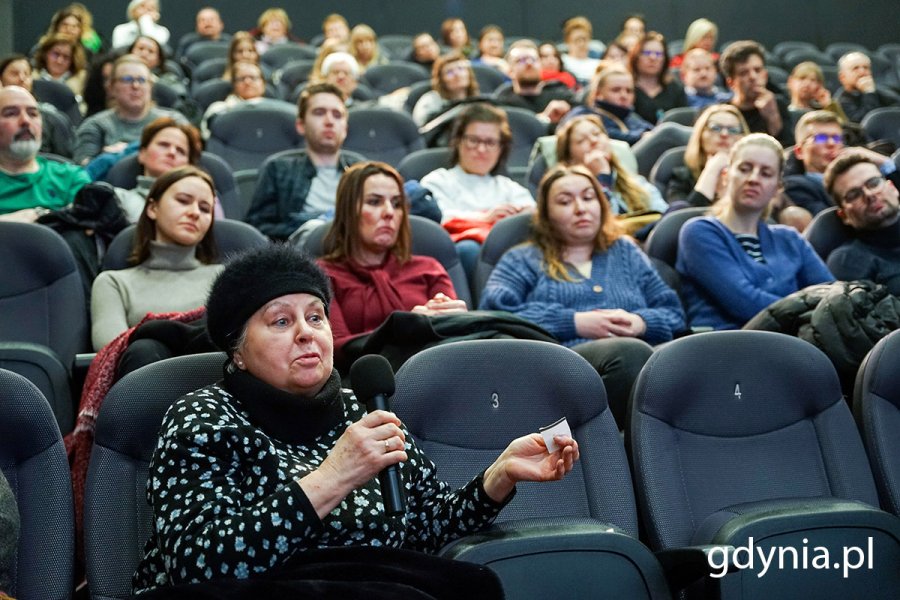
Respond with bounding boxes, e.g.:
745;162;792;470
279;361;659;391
480;164;684;424
629;31;687;124
666;103;750;206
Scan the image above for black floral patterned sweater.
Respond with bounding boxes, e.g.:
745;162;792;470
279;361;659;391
132;368;510;592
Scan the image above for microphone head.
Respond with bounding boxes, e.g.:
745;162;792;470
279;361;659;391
350;354;395;402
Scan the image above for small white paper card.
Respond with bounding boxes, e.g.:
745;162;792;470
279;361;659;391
538;417;571;454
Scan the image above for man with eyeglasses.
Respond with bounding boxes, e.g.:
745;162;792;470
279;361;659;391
783;110;846;217
0;85;90;221
494;40;574;130
720;40;793;146
823;151;900;294
74;54;186;165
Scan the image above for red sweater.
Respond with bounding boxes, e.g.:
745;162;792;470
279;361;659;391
319;254;456;356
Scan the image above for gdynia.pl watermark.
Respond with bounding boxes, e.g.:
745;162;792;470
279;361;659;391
708;537;874;579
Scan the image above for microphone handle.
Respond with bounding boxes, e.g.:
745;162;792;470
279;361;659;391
368;393;406;516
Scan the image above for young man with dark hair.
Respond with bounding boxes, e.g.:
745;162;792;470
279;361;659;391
823;151;900;293
720;40;793;145
245;83;363;241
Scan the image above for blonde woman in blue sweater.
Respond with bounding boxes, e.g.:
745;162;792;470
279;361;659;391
480;164;684;425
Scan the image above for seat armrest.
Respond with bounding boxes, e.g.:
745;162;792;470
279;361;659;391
655;544;737;591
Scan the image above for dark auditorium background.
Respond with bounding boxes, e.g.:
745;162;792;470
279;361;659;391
3;0;898;56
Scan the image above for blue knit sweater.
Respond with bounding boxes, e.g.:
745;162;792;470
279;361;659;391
478;239;685;346
676;216;835;330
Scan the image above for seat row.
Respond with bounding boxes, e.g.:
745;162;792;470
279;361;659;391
3;327;900;599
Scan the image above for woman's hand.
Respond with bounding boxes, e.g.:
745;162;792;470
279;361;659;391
298;410;407;519
411;292;468;315
574;309;646;339
482;433;579;503
695;151;730;200
582;148;612;176
485;204;528;223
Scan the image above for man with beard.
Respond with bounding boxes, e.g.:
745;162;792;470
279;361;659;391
494;40;574;130
245;83;363;241
0;86;90;221
720;40;793;145
824;151;900;294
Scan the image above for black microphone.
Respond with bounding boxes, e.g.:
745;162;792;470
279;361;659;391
350;354;405;516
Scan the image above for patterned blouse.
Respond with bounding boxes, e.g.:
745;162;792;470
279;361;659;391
132;369;508;592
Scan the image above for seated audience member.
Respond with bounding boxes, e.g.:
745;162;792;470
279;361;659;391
246;83;362;241
420;103;534;274
560;16;601;86
408;32;441;73
319;161;467;359
629;32;687;124
223;31;261;81
720;40;793;145
316;52;362;106
472;25;509;75
132;242;578;593
349;24;388;73
412;52;480;127
129;35;185;94
320;13;350;46
618;14;646;43
537;42;577;89
667;103;749;206
494;41;574;128
823;151;900;294
479;164;684;424
111;0;170;49
252;8;296;55
441;17;472;57
835;51;900;124
564;66;654;145
116;117;203;220
175;7;230;59
1;54;75;157
601;39;630;65
0;469;18;595
90;165;221;351
783;110;845;218
82;51;121;118
787;61;848;121
74;54;186;165
0;86;90;221
677;134;833;330
43;5;94;58
200;61;266;138
66;2;104;55
681;48;732;109
33;34;88;99
556;114;667;233
669;18;719;68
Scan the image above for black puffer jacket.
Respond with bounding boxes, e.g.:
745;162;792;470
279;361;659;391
744;281;900;388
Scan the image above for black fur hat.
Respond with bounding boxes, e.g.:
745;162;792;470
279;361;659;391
206;244;332;354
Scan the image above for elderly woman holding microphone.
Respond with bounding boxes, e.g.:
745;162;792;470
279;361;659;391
132;244;579;594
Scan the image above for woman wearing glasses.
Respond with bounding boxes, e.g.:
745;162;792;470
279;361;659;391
628;32;687;125
677;133;833;330
667;104;750;206
420;103;534;276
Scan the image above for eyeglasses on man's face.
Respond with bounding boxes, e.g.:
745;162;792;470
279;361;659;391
116;75;149;86
842;175;885;205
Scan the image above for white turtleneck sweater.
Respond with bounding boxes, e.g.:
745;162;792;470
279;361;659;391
90;241;223;350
